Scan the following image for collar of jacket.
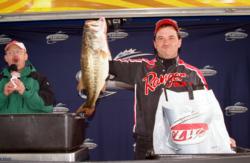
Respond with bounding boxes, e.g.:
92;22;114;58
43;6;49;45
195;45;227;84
2;63;36;78
156;55;179;69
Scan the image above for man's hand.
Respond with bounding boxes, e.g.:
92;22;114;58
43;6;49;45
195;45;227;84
230;137;236;148
3;79;25;96
4;81;15;96
13;78;25;95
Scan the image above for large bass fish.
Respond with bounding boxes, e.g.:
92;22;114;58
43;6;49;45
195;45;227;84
76;17;111;117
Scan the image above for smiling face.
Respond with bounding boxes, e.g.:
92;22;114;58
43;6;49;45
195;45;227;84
154;26;182;59
4;44;28;71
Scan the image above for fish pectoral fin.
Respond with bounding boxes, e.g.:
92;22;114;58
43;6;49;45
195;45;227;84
76;105;95;117
77;79;85;91
99;49;110;59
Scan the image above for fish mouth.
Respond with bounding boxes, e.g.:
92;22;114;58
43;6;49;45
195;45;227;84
85;19;103;30
84;24;100;32
85;20;99;26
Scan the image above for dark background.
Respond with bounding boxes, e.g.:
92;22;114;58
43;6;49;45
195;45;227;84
0;16;249;161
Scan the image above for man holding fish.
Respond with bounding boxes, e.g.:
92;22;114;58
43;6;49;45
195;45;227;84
78;17;236;159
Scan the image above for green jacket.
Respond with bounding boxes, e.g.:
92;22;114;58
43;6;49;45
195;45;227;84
0;64;55;114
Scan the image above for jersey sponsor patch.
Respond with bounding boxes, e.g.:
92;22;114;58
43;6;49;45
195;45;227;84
143;72;187;95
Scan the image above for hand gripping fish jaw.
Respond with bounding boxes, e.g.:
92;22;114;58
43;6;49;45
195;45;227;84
84;17;107;34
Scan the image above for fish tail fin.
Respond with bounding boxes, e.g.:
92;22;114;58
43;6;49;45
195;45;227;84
76;104;95;117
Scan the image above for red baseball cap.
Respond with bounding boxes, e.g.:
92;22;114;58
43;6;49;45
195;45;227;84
4;40;26;52
154;18;179;34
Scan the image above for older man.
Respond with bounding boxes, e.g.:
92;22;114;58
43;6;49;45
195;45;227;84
0;40;55;113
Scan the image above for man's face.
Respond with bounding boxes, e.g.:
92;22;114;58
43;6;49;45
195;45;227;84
4;44;28;70
154;26;182;59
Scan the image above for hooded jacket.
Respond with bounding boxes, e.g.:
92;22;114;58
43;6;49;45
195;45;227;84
0;63;55;113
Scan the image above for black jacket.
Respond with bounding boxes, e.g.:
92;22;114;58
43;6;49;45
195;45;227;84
109;56;208;139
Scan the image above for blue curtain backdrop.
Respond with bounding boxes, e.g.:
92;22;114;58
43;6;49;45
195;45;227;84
0;16;250;161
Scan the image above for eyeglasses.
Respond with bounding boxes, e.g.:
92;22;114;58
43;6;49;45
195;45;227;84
5;49;25;56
